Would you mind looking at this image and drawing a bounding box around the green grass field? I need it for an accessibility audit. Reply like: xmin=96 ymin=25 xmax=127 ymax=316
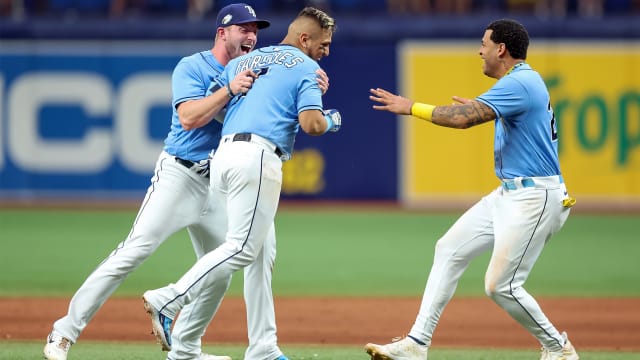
xmin=3 ymin=341 xmax=640 ymax=360
xmin=1 ymin=207 xmax=639 ymax=359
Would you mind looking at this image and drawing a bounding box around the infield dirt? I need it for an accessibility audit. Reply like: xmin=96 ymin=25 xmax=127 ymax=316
xmin=1 ymin=296 xmax=638 ymax=351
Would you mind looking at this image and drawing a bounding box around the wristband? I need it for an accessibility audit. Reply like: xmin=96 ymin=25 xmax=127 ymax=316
xmin=323 ymin=114 xmax=334 ymax=134
xmin=225 ymin=83 xmax=235 ymax=98
xmin=411 ymin=102 xmax=435 ymax=122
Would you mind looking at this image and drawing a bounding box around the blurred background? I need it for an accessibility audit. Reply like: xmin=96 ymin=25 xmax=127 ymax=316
xmin=1 ymin=0 xmax=639 ymax=211
xmin=2 ymin=0 xmax=640 ymax=20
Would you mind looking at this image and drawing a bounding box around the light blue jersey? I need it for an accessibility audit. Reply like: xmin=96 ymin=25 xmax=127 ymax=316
xmin=213 ymin=44 xmax=323 ymax=157
xmin=476 ymin=63 xmax=561 ymax=179
xmin=164 ymin=50 xmax=225 ymax=161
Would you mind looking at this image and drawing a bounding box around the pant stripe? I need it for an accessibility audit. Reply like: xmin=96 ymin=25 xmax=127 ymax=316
xmin=507 ymin=190 xmax=563 ymax=349
xmin=160 ymin=150 xmax=265 ymax=314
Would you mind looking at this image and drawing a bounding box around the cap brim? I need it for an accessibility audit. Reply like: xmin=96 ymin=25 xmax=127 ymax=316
xmin=220 ymin=19 xmax=271 ymax=30
xmin=255 ymin=19 xmax=270 ymax=29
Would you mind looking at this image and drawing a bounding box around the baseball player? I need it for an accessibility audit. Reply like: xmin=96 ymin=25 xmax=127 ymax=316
xmin=43 ymin=4 xmax=327 ymax=360
xmin=364 ymin=19 xmax=579 ymax=360
xmin=141 ymin=7 xmax=339 ymax=358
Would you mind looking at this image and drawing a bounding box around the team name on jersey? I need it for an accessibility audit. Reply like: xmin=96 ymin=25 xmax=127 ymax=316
xmin=234 ymin=50 xmax=304 ymax=74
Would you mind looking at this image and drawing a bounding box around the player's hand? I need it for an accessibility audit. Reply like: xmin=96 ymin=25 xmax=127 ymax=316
xmin=229 ymin=69 xmax=258 ymax=96
xmin=316 ymin=68 xmax=329 ymax=95
xmin=369 ymin=88 xmax=412 ymax=115
xmin=323 ymin=109 xmax=341 ymax=132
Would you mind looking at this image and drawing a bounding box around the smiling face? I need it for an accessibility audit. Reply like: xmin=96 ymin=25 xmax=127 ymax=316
xmin=223 ymin=22 xmax=259 ymax=58
xmin=479 ymin=29 xmax=503 ymax=79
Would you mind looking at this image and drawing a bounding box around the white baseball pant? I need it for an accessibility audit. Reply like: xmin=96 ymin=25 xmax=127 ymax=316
xmin=51 ymin=150 xmax=281 ymax=360
xmin=409 ymin=176 xmax=571 ymax=351
xmin=143 ymin=137 xmax=283 ymax=359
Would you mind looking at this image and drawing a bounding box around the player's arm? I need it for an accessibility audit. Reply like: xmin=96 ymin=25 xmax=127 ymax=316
xmin=369 ymin=87 xmax=496 ymax=129
xmin=177 ymin=87 xmax=232 ymax=130
xmin=299 ymin=109 xmax=341 ymax=136
xmin=178 ymin=69 xmax=258 ymax=130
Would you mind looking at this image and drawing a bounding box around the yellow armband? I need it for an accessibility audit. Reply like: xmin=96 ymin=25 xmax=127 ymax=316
xmin=411 ymin=102 xmax=435 ymax=122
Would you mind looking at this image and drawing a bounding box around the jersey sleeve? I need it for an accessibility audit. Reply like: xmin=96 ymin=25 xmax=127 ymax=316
xmin=476 ymin=76 xmax=528 ymax=121
xmin=172 ymin=58 xmax=206 ymax=109
xmin=212 ymin=66 xmax=231 ymax=91
xmin=296 ymin=64 xmax=323 ymax=113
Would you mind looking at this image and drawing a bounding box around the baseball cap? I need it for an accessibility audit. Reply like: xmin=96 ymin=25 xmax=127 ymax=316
xmin=216 ymin=3 xmax=270 ymax=29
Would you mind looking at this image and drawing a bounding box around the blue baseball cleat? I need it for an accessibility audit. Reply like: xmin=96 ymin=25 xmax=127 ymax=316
xmin=142 ymin=293 xmax=173 ymax=351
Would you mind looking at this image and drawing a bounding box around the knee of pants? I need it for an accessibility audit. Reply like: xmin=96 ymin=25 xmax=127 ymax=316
xmin=241 ymin=246 xmax=260 ymax=263
xmin=485 ymin=285 xmax=508 ymax=302
xmin=232 ymin=244 xmax=261 ymax=266
xmin=484 ymin=283 xmax=499 ymax=299
xmin=484 ymin=270 xmax=510 ymax=299
xmin=433 ymin=238 xmax=454 ymax=258
xmin=433 ymin=237 xmax=469 ymax=265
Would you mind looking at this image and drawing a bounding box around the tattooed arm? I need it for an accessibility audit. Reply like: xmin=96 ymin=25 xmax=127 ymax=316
xmin=432 ymin=100 xmax=495 ymax=129
xmin=369 ymin=87 xmax=496 ymax=129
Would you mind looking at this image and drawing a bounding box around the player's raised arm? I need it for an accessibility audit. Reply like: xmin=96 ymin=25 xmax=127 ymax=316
xmin=369 ymin=87 xmax=497 ymax=129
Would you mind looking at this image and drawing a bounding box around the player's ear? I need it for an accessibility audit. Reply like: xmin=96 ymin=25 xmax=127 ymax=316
xmin=300 ymin=32 xmax=310 ymax=49
xmin=498 ymin=43 xmax=508 ymax=56
xmin=216 ymin=27 xmax=226 ymax=41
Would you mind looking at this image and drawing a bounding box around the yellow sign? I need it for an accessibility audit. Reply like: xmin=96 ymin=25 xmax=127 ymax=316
xmin=282 ymin=148 xmax=325 ymax=194
xmin=399 ymin=41 xmax=640 ymax=207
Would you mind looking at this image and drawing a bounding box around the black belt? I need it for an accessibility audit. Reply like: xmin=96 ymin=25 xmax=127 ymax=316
xmin=175 ymin=157 xmax=209 ymax=178
xmin=175 ymin=157 xmax=195 ymax=168
xmin=232 ymin=133 xmax=283 ymax=158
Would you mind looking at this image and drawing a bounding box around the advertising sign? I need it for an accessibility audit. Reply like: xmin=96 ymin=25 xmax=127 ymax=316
xmin=400 ymin=41 xmax=640 ymax=207
xmin=0 ymin=41 xmax=398 ymax=201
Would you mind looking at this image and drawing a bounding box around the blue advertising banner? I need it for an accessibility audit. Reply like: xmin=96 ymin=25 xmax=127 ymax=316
xmin=0 ymin=41 xmax=398 ymax=201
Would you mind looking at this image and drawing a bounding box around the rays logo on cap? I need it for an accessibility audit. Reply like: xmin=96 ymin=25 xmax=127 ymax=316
xmin=244 ymin=5 xmax=256 ymax=17
xmin=216 ymin=3 xmax=270 ymax=29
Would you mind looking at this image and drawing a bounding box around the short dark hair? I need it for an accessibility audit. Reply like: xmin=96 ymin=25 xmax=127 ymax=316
xmin=486 ymin=19 xmax=529 ymax=60
xmin=297 ymin=6 xmax=337 ymax=34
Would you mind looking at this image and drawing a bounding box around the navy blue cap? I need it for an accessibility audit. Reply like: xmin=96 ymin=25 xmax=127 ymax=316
xmin=216 ymin=3 xmax=270 ymax=29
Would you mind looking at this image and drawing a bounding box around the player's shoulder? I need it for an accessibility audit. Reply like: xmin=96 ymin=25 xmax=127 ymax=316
xmin=174 ymin=52 xmax=200 ymax=71
xmin=181 ymin=51 xmax=221 ymax=69
xmin=179 ymin=51 xmax=203 ymax=63
xmin=506 ymin=67 xmax=545 ymax=90
xmin=498 ymin=71 xmax=529 ymax=90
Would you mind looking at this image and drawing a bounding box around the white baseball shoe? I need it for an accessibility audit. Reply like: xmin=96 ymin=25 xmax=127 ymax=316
xmin=143 ymin=292 xmax=173 ymax=351
xmin=198 ymin=353 xmax=232 ymax=360
xmin=365 ymin=336 xmax=428 ymax=360
xmin=540 ymin=332 xmax=580 ymax=360
xmin=43 ymin=332 xmax=72 ymax=360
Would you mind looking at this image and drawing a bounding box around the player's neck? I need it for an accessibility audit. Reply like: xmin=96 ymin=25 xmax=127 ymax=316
xmin=211 ymin=47 xmax=231 ymax=66
xmin=498 ymin=59 xmax=525 ymax=79
xmin=506 ymin=60 xmax=525 ymax=74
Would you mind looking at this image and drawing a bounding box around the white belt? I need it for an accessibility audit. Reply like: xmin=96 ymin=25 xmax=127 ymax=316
xmin=500 ymin=175 xmax=564 ymax=191
xmin=500 ymin=175 xmax=576 ymax=208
